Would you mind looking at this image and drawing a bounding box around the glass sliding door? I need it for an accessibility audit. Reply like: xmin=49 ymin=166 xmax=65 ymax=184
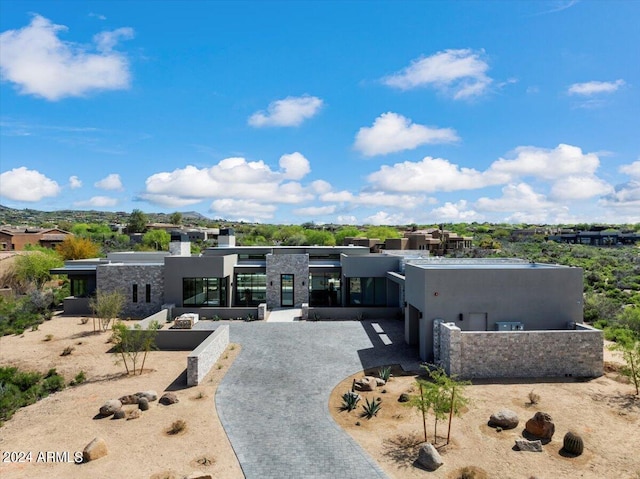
xmin=281 ymin=274 xmax=294 ymax=307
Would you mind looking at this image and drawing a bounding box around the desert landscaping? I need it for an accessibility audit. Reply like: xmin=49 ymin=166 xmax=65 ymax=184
xmin=0 ymin=314 xmax=639 ymax=479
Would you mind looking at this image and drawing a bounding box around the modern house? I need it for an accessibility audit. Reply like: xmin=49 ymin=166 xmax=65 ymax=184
xmin=51 ymin=229 xmax=602 ymax=377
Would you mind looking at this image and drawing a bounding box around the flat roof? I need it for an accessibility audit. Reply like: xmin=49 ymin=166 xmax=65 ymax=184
xmin=409 ymin=259 xmax=570 ymax=270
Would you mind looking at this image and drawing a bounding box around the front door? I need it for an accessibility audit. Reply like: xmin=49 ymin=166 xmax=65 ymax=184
xmin=281 ymin=274 xmax=294 ymax=307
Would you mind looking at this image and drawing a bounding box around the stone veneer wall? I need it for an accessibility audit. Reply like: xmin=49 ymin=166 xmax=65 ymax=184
xmin=265 ymin=253 xmax=309 ymax=308
xmin=97 ymin=264 xmax=164 ymax=318
xmin=187 ymin=325 xmax=229 ymax=386
xmin=439 ymin=322 xmax=602 ymax=379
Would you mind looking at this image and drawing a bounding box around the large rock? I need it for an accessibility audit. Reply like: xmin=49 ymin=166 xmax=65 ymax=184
xmin=159 ymin=392 xmax=179 ymax=405
xmin=416 ymin=443 xmax=443 ymax=471
xmin=353 ymin=376 xmax=377 ymax=392
xmin=138 ymin=397 xmax=149 ymax=411
xmin=127 ymin=409 xmax=141 ymax=420
xmin=525 ymin=412 xmax=555 ymax=440
xmin=82 ymin=437 xmax=108 ymax=462
xmin=119 ymin=394 xmax=139 ymax=405
xmin=136 ymin=390 xmax=158 ymax=402
xmin=99 ymin=399 xmax=122 ymax=416
xmin=516 ymin=438 xmax=543 ymax=452
xmin=489 ymin=409 xmax=519 ymax=429
xmin=112 ymin=409 xmax=126 ymax=420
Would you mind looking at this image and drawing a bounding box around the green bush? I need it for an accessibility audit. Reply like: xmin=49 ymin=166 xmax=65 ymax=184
xmin=604 ymin=327 xmax=637 ymax=345
xmin=0 ymin=367 xmax=66 ymax=423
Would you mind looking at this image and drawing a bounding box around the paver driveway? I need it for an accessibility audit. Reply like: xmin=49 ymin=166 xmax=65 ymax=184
xmin=215 ymin=319 xmax=421 ymax=479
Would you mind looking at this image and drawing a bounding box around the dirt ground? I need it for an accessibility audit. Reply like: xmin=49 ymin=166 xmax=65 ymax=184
xmin=0 ymin=314 xmax=244 ymax=479
xmin=329 ymin=359 xmax=640 ymax=479
xmin=1 ymin=314 xmax=639 ymax=479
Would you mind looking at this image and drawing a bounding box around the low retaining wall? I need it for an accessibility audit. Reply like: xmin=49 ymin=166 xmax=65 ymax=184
xmin=171 ymin=307 xmax=257 ymax=320
xmin=187 ymin=325 xmax=229 ymax=386
xmin=307 ymin=307 xmax=402 ymax=321
xmin=438 ymin=322 xmax=603 ymax=379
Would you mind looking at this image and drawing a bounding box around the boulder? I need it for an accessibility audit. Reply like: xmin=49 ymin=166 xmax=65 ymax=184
xmin=127 ymin=409 xmax=141 ymax=420
xmin=398 ymin=393 xmax=410 ymax=403
xmin=375 ymin=377 xmax=386 ymax=387
xmin=515 ymin=438 xmax=543 ymax=452
xmin=353 ymin=376 xmax=377 ymax=392
xmin=489 ymin=409 xmax=519 ymax=430
xmin=417 ymin=443 xmax=443 ymax=471
xmin=82 ymin=437 xmax=108 ymax=462
xmin=119 ymin=394 xmax=139 ymax=405
xmin=99 ymin=399 xmax=122 ymax=416
xmin=112 ymin=409 xmax=126 ymax=420
xmin=525 ymin=412 xmax=555 ymax=440
xmin=138 ymin=397 xmax=149 ymax=411
xmin=159 ymin=392 xmax=179 ymax=405
xmin=136 ymin=390 xmax=158 ymax=402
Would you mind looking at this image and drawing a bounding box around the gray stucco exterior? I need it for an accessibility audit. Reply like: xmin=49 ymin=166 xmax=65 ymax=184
xmin=404 ymin=262 xmax=584 ymax=361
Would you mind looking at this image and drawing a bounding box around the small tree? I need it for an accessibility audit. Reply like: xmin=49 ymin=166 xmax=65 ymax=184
xmin=56 ymin=236 xmax=100 ymax=260
xmin=13 ymin=249 xmax=63 ymax=291
xmin=142 ymin=229 xmax=170 ymax=251
xmin=609 ymin=338 xmax=640 ymax=395
xmin=169 ymin=212 xmax=182 ymax=225
xmin=89 ymin=290 xmax=125 ymax=332
xmin=111 ymin=320 xmax=160 ymax=375
xmin=127 ymin=209 xmax=148 ymax=234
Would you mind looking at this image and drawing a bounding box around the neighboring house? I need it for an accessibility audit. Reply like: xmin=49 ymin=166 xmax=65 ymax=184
xmin=343 ymin=228 xmax=472 ymax=255
xmin=548 ymin=228 xmax=640 ymax=246
xmin=0 ymin=227 xmax=72 ymax=251
xmin=51 ymin=230 xmax=600 ymax=377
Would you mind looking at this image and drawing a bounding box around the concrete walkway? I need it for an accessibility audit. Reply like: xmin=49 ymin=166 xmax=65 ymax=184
xmin=266 ymin=307 xmax=302 ymax=322
xmin=215 ymin=319 xmax=421 ymax=479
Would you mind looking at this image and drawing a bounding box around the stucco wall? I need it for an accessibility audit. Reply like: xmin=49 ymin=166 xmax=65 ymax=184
xmin=438 ymin=322 xmax=603 ymax=379
xmin=97 ymin=264 xmax=164 ymax=318
xmin=405 ymin=264 xmax=584 ymax=361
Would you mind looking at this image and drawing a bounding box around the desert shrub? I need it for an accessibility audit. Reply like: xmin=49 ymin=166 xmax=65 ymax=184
xmin=456 ymin=466 xmax=489 ymax=479
xmin=360 ymin=397 xmax=382 ymax=419
xmin=0 ymin=366 xmax=65 ymax=423
xmin=528 ymin=390 xmax=540 ymax=405
xmin=60 ymin=346 xmax=74 ymax=356
xmin=80 ymin=317 xmax=90 ymax=325
xmin=605 ymin=327 xmax=637 ymax=344
xmin=167 ymin=419 xmax=186 ymax=435
xmin=70 ymin=371 xmax=86 ymax=386
xmin=43 ymin=334 xmax=53 ymax=341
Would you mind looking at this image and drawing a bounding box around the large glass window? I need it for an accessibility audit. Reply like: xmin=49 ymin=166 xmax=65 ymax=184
xmin=183 ymin=277 xmax=228 ymax=306
xmin=234 ymin=273 xmax=266 ymax=306
xmin=347 ymin=277 xmax=387 ymax=306
xmin=71 ymin=278 xmax=88 ymax=298
xmin=309 ymin=272 xmax=341 ymax=306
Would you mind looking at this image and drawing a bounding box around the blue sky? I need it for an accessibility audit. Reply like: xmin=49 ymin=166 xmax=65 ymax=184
xmin=1 ymin=1 xmax=638 ymax=225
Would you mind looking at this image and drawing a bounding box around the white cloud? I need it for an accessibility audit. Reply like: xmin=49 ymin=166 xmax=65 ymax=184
xmin=475 ymin=183 xmax=553 ymax=213
xmin=310 ymin=180 xmax=332 ymax=194
xmin=354 ymin=112 xmax=459 ymax=156
xmin=248 ymin=95 xmax=323 ymax=127
xmin=0 ymin=167 xmax=60 ymax=201
xmin=620 ymin=160 xmax=640 ymax=178
xmin=568 ymin=79 xmax=625 ymax=96
xmin=489 ymin=144 xmax=600 ymax=180
xmin=363 ymin=211 xmax=415 ymax=226
xmin=382 ymin=49 xmax=492 ymax=99
xmin=549 ymin=175 xmax=613 ymax=200
xmin=429 ymin=200 xmax=480 ymax=221
xmin=73 ymin=196 xmax=118 ymax=208
xmin=0 ymin=15 xmax=133 ymax=101
xmin=367 ymin=156 xmax=507 ymax=193
xmin=279 ymin=152 xmax=311 ymax=180
xmin=68 ymin=175 xmax=82 ymax=189
xmin=336 ymin=215 xmax=358 ymax=225
xmin=95 ymin=173 xmax=123 ymax=190
xmin=136 ymin=194 xmax=203 ymax=208
xmin=320 ymin=190 xmax=354 ymax=202
xmin=143 ymin=155 xmax=314 ymax=207
xmin=209 ymin=199 xmax=277 ymax=221
xmin=352 ymin=192 xmax=426 ymax=210
xmin=293 ymin=205 xmax=337 ymax=216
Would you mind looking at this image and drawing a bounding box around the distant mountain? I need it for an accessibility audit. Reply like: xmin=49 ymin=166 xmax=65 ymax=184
xmin=0 ymin=205 xmax=214 ymax=227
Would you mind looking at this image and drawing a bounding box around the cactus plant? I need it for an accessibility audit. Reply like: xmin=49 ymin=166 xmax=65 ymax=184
xmin=360 ymin=397 xmax=382 ymax=419
xmin=563 ymin=431 xmax=584 ymax=456
xmin=340 ymin=391 xmax=361 ymax=412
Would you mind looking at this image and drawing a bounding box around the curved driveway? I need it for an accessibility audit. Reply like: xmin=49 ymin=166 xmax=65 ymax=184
xmin=216 ymin=319 xmax=420 ymax=479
